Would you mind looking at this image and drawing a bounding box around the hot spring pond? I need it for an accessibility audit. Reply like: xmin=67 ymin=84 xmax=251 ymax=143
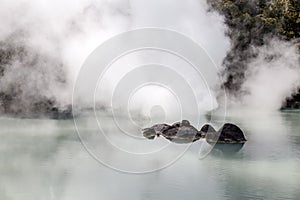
xmin=0 ymin=110 xmax=300 ymax=200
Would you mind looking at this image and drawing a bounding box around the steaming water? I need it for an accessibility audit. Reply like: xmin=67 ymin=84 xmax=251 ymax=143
xmin=1 ymin=110 xmax=300 ymax=200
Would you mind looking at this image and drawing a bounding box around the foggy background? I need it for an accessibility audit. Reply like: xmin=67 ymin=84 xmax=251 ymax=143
xmin=0 ymin=0 xmax=299 ymax=118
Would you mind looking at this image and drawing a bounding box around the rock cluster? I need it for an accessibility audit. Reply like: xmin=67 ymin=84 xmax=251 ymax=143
xmin=142 ymin=120 xmax=247 ymax=144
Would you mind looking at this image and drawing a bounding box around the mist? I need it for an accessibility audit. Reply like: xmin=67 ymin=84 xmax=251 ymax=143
xmin=208 ymin=0 xmax=300 ymax=112
xmin=2 ymin=0 xmax=299 ymax=118
xmin=240 ymin=39 xmax=300 ymax=110
xmin=0 ymin=0 xmax=229 ymax=118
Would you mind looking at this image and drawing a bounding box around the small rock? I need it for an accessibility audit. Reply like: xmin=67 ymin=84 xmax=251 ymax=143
xmin=200 ymin=124 xmax=216 ymax=138
xmin=205 ymin=123 xmax=247 ymax=144
xmin=142 ymin=120 xmax=201 ymax=143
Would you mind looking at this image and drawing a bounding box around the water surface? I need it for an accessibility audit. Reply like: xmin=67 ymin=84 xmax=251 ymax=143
xmin=1 ymin=110 xmax=300 ymax=200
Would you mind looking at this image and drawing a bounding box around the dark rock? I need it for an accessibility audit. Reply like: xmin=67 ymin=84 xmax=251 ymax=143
xmin=206 ymin=123 xmax=247 ymax=144
xmin=200 ymin=124 xmax=217 ymax=138
xmin=172 ymin=119 xmax=190 ymax=127
xmin=143 ymin=121 xmax=247 ymax=145
xmin=142 ymin=128 xmax=157 ymax=140
xmin=164 ymin=122 xmax=200 ymax=143
xmin=142 ymin=123 xmax=171 ymax=139
xmin=151 ymin=123 xmax=171 ymax=135
xmin=142 ymin=120 xmax=201 ymax=143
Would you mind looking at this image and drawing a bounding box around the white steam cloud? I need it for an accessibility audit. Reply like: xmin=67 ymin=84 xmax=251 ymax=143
xmin=0 ymin=0 xmax=229 ymax=116
xmin=4 ymin=0 xmax=298 ymax=116
xmin=234 ymin=39 xmax=300 ymax=111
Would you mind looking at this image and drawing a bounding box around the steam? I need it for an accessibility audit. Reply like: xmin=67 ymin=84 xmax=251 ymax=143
xmin=239 ymin=39 xmax=300 ymax=110
xmin=1 ymin=0 xmax=299 ymax=117
xmin=0 ymin=0 xmax=133 ymax=115
xmin=129 ymin=0 xmax=229 ymax=67
xmin=207 ymin=0 xmax=300 ymax=111
xmin=0 ymin=0 xmax=229 ymax=117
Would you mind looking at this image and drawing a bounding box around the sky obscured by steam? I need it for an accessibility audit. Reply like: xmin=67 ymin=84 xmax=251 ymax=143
xmin=0 ymin=0 xmax=299 ymax=116
xmin=0 ymin=0 xmax=229 ymax=116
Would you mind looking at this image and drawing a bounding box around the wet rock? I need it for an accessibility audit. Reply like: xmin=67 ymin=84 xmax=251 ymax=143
xmin=200 ymin=124 xmax=217 ymax=138
xmin=142 ymin=120 xmax=201 ymax=143
xmin=143 ymin=121 xmax=247 ymax=145
xmin=142 ymin=128 xmax=157 ymax=140
xmin=164 ymin=120 xmax=200 ymax=143
xmin=151 ymin=123 xmax=171 ymax=135
xmin=206 ymin=123 xmax=247 ymax=144
xmin=142 ymin=123 xmax=171 ymax=140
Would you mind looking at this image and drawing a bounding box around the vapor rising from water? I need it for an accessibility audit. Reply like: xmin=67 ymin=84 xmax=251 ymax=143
xmin=0 ymin=0 xmax=131 ymax=115
xmin=1 ymin=0 xmax=298 ymax=118
xmin=240 ymin=39 xmax=300 ymax=110
xmin=208 ymin=0 xmax=300 ymax=111
xmin=0 ymin=0 xmax=229 ymax=117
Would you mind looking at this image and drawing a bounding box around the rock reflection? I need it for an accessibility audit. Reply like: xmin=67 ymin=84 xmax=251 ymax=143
xmin=209 ymin=143 xmax=245 ymax=156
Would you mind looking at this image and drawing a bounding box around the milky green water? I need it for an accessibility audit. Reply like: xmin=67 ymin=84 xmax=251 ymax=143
xmin=0 ymin=110 xmax=300 ymax=200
